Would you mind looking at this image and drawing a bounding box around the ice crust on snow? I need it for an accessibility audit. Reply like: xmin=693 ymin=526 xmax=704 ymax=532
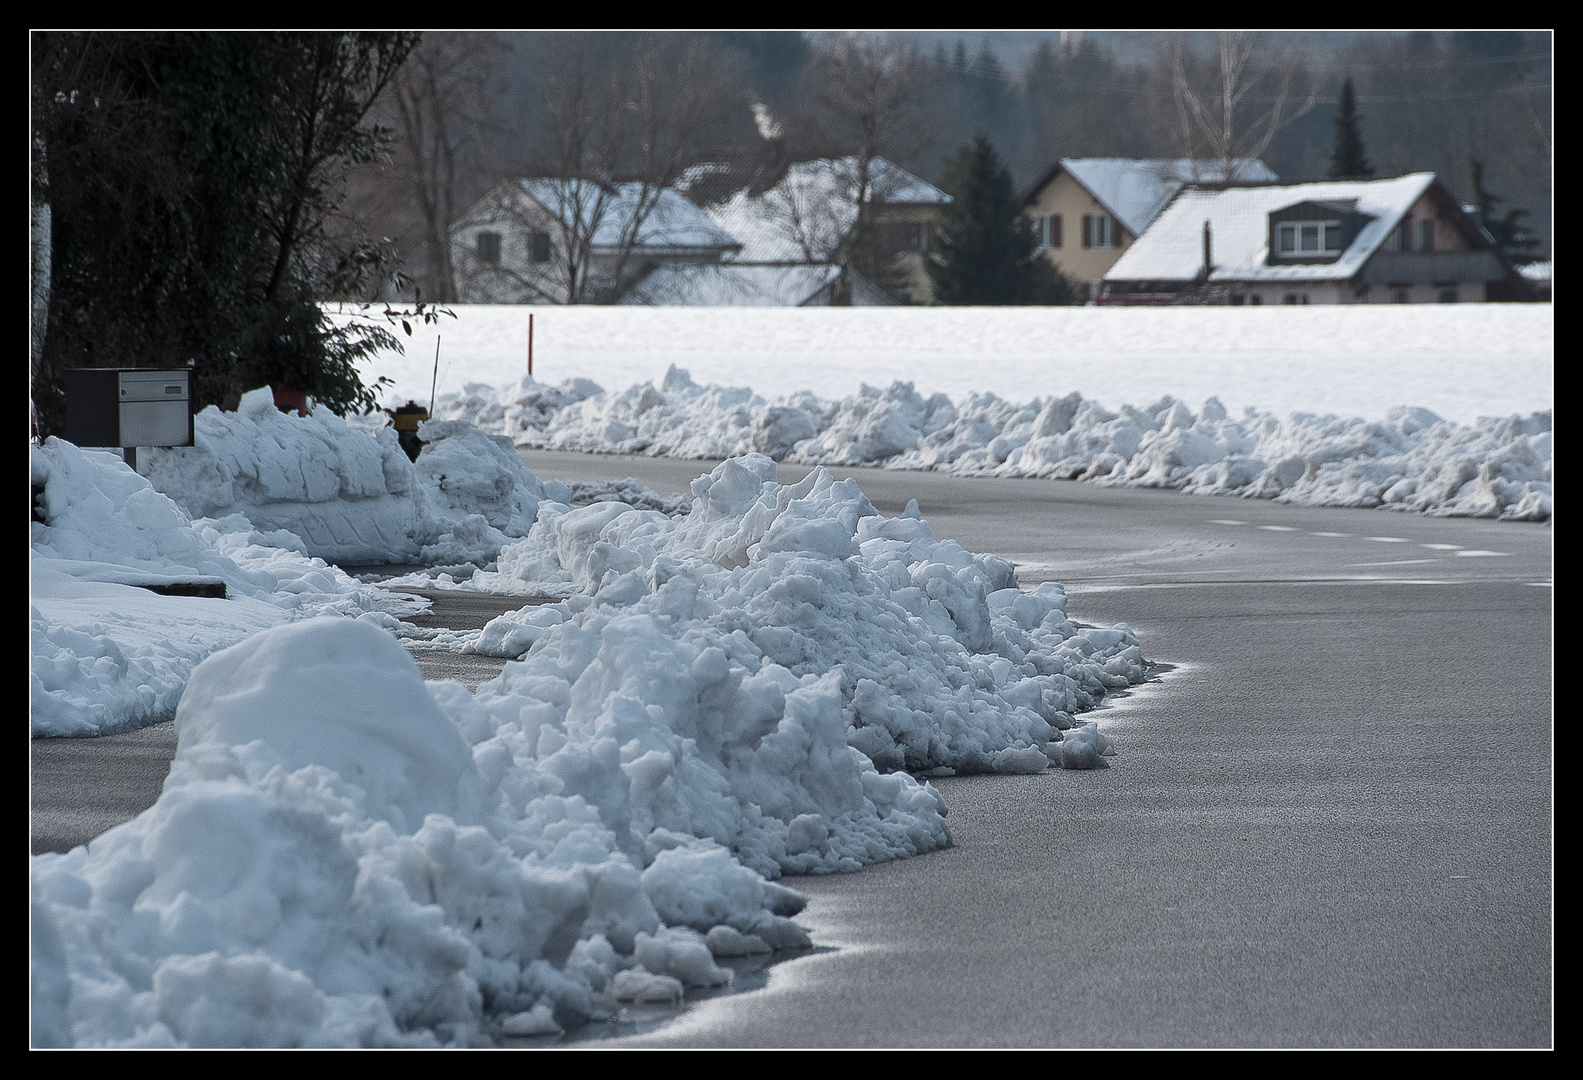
xmin=31 ymin=451 xmax=1141 ymax=1046
xmin=437 ymin=367 xmax=1552 ymax=522
xmin=30 ymin=438 xmax=416 ymax=736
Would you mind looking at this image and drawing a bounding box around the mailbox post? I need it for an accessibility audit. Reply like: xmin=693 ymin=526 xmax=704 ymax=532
xmin=64 ymin=369 xmax=193 ymax=470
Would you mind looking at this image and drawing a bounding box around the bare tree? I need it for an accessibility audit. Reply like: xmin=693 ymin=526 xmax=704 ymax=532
xmin=803 ymin=34 xmax=936 ymax=291
xmin=384 ymin=33 xmax=504 ymax=303
xmin=486 ymin=33 xmax=731 ymax=304
xmin=1167 ymin=32 xmax=1317 ymax=180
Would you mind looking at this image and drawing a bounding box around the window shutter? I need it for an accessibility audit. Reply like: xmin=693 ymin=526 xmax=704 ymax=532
xmin=1082 ymin=214 xmax=1092 ymax=249
xmin=1052 ymin=215 xmax=1063 ymax=249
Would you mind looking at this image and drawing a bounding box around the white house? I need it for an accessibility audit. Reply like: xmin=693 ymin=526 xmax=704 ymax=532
xmin=687 ymin=156 xmax=951 ymax=305
xmin=1100 ymin=173 xmax=1533 ymax=305
xmin=451 ymin=178 xmax=741 ymax=304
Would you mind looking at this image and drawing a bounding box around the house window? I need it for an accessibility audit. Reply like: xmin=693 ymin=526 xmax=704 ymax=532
xmin=1249 ymin=294 xmax=1263 ymax=306
xmin=1082 ymin=213 xmax=1113 ymax=249
xmin=530 ymin=231 xmax=552 ymax=264
xmin=1283 ymin=292 xmax=1310 ymax=305
xmin=1030 ymin=213 xmax=1064 ymax=250
xmin=1230 ymin=294 xmax=1245 ymax=306
xmin=1391 ymin=285 xmax=1410 ymax=303
xmin=1418 ymin=219 xmax=1435 ymax=253
xmin=1385 ymin=215 xmax=1410 ymax=254
xmin=907 ymin=222 xmax=928 ymax=253
xmin=1277 ymin=221 xmax=1343 ymax=256
xmin=1438 ymin=288 xmax=1458 ymax=303
xmin=476 ymin=231 xmax=502 ymax=265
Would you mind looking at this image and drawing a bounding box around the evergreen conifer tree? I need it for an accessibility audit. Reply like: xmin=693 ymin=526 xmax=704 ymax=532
xmin=1328 ymin=78 xmax=1375 ymax=180
xmin=928 ymin=136 xmax=1075 ymax=305
xmin=1469 ymin=158 xmax=1540 ymax=263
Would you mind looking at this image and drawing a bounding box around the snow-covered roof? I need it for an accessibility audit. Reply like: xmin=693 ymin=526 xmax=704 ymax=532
xmin=1105 ymin=173 xmax=1438 ymax=284
xmin=517 ymin=179 xmax=740 ymax=253
xmin=703 ymin=157 xmax=949 ymax=263
xmin=1053 ymin=158 xmax=1279 ymax=237
xmin=1519 ymin=261 xmax=1551 ymax=283
xmin=617 ymin=263 xmax=844 ymax=306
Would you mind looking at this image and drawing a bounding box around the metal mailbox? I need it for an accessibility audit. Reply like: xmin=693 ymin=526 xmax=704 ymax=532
xmin=65 ymin=369 xmax=193 ymax=455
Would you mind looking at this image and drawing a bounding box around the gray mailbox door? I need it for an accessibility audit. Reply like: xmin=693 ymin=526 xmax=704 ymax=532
xmin=117 ymin=370 xmax=190 ymax=447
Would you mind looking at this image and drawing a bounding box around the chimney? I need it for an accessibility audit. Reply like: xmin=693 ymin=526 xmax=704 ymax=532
xmin=1201 ymin=220 xmax=1213 ymax=281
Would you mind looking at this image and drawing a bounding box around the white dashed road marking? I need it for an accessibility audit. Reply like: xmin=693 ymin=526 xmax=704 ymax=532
xmin=1202 ymin=520 xmax=1526 ymax=570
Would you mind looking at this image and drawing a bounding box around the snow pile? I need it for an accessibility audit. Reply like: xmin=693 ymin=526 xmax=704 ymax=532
xmin=31 ymin=618 xmax=813 ymax=1047
xmin=472 ymin=453 xmax=1141 ymax=785
xmin=33 ymin=454 xmax=1142 ymax=1045
xmin=30 ymin=438 xmax=414 ymax=737
xmin=437 ymin=368 xmax=1553 ymax=521
xmin=405 ymin=419 xmax=544 ymax=570
xmin=142 ymin=388 xmax=549 ymax=567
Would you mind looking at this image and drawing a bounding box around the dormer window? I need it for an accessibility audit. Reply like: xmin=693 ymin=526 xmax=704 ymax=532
xmin=1267 ymin=200 xmax=1370 ymax=266
xmin=1277 ymin=221 xmax=1343 ymax=255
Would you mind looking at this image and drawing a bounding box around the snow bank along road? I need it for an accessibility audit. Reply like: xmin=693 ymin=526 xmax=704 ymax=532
xmin=37 ymin=450 xmax=1552 ymax=1046
xmin=529 ymin=452 xmax=1552 ymax=1048
xmin=34 ymin=427 xmax=1150 ymax=1047
xmin=437 ymin=368 xmax=1552 ymax=523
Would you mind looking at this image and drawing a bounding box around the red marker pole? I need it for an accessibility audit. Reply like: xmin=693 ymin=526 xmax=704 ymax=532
xmin=528 ymin=313 xmax=534 ymax=378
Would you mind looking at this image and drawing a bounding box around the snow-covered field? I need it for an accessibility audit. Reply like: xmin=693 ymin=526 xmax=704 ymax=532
xmin=350 ymin=304 xmax=1552 ymax=426
xmin=34 ymin=396 xmax=1141 ymax=1046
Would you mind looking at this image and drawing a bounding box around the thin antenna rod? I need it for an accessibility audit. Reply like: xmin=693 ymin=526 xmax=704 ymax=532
xmin=430 ymin=335 xmax=441 ymax=416
xmin=528 ymin=313 xmax=534 ymax=377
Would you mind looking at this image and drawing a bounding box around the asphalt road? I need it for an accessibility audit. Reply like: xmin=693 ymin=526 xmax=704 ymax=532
xmin=30 ymin=452 xmax=1552 ymax=1046
xmin=523 ymin=452 xmax=1553 ymax=1049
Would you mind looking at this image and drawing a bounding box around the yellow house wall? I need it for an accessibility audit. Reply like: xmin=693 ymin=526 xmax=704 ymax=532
xmin=1024 ymin=171 xmax=1136 ymax=292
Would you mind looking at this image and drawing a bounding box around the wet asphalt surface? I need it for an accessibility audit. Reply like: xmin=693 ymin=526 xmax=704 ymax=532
xmin=30 ymin=451 xmax=1552 ymax=1046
